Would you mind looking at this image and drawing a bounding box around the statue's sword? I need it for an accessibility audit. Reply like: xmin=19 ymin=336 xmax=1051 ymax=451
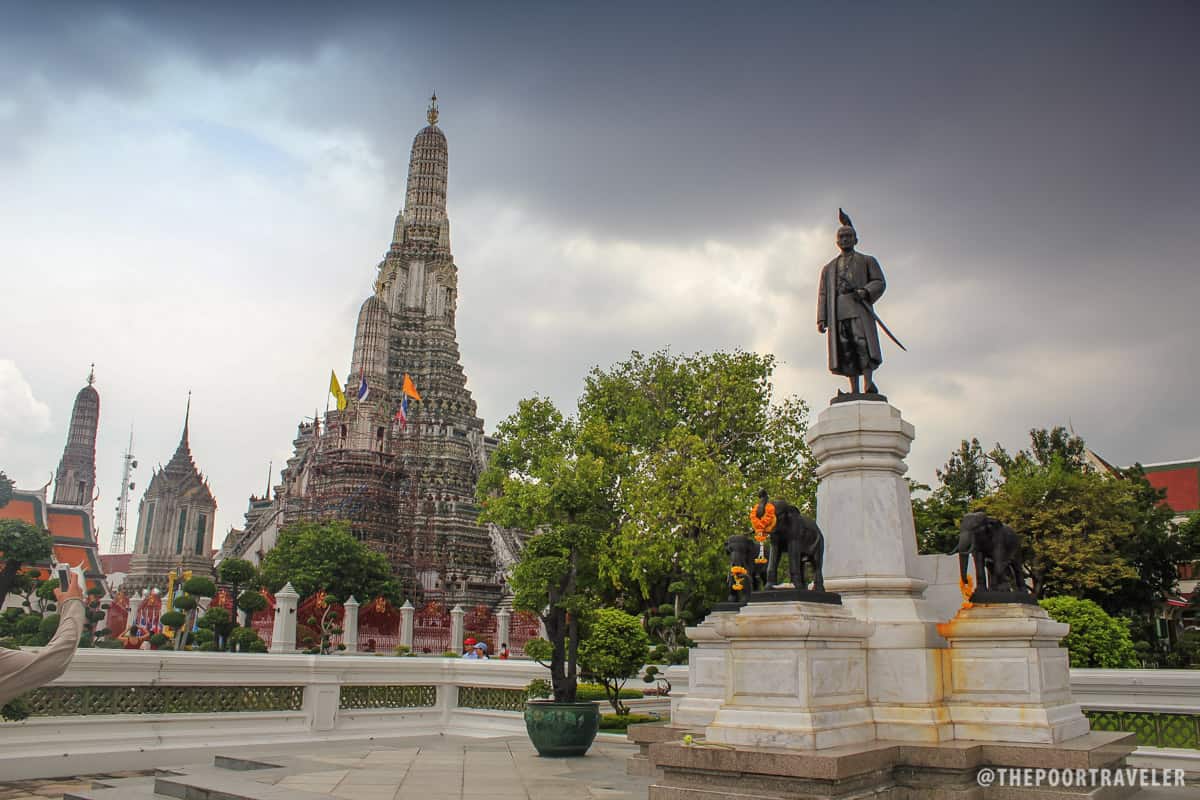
xmin=860 ymin=299 xmax=908 ymax=352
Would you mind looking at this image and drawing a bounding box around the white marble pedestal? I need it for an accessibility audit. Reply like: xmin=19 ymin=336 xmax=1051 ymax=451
xmin=938 ymin=602 xmax=1091 ymax=744
xmin=807 ymin=399 xmax=954 ymax=742
xmin=704 ymin=601 xmax=875 ymax=750
xmin=670 ymin=610 xmax=735 ymax=729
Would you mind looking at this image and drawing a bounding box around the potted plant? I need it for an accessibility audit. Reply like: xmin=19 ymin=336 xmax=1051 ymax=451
xmin=511 ymin=524 xmax=605 ymax=757
xmin=478 ymin=398 xmax=615 ymax=756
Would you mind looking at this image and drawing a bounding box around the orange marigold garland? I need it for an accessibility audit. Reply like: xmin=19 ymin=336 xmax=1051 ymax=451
xmin=750 ymin=501 xmax=777 ymax=565
xmin=750 ymin=502 xmax=777 ymax=538
xmin=730 ymin=565 xmax=748 ymax=592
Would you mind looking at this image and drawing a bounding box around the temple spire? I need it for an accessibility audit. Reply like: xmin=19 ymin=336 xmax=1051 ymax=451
xmin=182 ymin=391 xmax=191 ymax=445
xmin=427 ymin=93 xmax=439 ymax=126
xmin=53 ymin=368 xmax=101 ymax=509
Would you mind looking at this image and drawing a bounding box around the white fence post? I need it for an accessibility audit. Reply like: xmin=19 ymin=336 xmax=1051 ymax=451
xmin=342 ymin=596 xmax=359 ymax=653
xmin=400 ymin=600 xmax=414 ymax=649
xmin=450 ymin=605 xmax=465 ymax=654
xmin=270 ymin=582 xmax=299 ymax=653
xmin=497 ymin=608 xmax=511 ymax=652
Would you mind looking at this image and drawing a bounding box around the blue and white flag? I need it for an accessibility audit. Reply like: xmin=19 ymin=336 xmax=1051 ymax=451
xmin=357 ymin=369 xmax=369 ymax=402
xmin=394 ymin=395 xmax=409 ymax=429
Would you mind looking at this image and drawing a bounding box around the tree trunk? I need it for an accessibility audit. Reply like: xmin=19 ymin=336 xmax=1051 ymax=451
xmin=0 ymin=559 xmax=20 ymax=602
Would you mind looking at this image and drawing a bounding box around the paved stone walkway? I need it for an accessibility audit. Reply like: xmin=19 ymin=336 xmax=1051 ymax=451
xmin=0 ymin=772 xmax=154 ymax=800
xmin=0 ymin=735 xmax=649 ymax=800
xmin=0 ymin=736 xmax=1193 ymax=799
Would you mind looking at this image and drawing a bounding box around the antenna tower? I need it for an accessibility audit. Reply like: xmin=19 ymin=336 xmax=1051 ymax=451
xmin=109 ymin=428 xmax=138 ymax=553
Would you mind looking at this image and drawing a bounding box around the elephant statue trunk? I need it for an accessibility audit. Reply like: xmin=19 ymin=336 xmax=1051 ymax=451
xmin=952 ymin=525 xmax=973 ymax=584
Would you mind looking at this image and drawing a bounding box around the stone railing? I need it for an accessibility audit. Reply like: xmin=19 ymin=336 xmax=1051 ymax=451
xmin=0 ymin=649 xmax=547 ymax=781
xmin=1071 ymin=668 xmax=1200 ymax=771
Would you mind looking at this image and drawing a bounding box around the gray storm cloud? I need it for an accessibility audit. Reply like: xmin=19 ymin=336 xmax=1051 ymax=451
xmin=2 ymin=1 xmax=1198 ymax=544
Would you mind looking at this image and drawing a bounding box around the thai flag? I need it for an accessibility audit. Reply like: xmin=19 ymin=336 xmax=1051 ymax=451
xmin=357 ymin=369 xmax=369 ymax=402
xmin=394 ymin=395 xmax=409 ymax=430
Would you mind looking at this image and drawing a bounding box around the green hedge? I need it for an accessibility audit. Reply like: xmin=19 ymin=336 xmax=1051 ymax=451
xmin=575 ymin=683 xmax=642 ymax=702
xmin=599 ymin=713 xmax=658 ymax=732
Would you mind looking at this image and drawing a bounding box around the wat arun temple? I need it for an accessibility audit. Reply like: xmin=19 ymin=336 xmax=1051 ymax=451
xmin=220 ymin=98 xmax=521 ymax=606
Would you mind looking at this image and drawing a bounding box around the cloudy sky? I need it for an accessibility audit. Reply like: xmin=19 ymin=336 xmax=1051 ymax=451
xmin=3 ymin=1 xmax=1198 ymax=549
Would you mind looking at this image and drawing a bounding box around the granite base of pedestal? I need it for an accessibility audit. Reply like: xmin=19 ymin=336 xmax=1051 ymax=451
xmin=627 ymin=722 xmax=701 ymax=777
xmin=648 ymin=731 xmax=1141 ymax=800
xmin=705 ymin=601 xmax=874 ymax=751
xmin=938 ymin=603 xmax=1091 ymax=745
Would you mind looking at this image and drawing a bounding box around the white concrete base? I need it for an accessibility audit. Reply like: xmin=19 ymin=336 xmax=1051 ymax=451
xmin=808 ymin=401 xmax=956 ymax=744
xmin=705 ymin=601 xmax=875 ymax=750
xmin=670 ymin=610 xmax=735 ymax=729
xmin=939 ymin=602 xmax=1091 ymax=744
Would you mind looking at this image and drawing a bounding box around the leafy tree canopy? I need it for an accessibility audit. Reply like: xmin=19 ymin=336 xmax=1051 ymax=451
xmin=482 ymin=350 xmax=815 ymax=698
xmin=913 ymin=438 xmax=994 ymax=555
xmin=0 ymin=520 xmax=54 ymax=600
xmin=259 ymin=520 xmax=398 ymax=603
xmin=0 ymin=471 xmax=13 ymax=509
xmin=586 ymin=349 xmax=814 ymax=611
xmin=1040 ymin=596 xmax=1138 ymax=668
xmin=579 ymin=608 xmax=650 ymax=715
xmin=915 ymin=426 xmax=1186 ymax=617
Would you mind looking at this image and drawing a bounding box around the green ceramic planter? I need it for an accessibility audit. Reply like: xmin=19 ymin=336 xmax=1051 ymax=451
xmin=523 ymin=700 xmax=601 ymax=757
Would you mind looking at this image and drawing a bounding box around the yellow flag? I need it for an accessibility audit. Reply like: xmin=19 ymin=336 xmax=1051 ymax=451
xmin=329 ymin=370 xmax=347 ymax=411
xmin=402 ymin=373 xmax=422 ymax=401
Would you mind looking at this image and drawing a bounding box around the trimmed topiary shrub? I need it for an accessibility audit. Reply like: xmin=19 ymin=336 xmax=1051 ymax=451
xmin=1039 ymin=596 xmax=1138 ymax=668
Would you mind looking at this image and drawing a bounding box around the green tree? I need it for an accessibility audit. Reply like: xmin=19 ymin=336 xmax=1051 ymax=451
xmin=198 ymin=606 xmax=234 ymax=650
xmin=171 ymin=576 xmax=216 ymax=650
xmin=78 ymin=585 xmax=108 ymax=647
xmin=1105 ymin=466 xmax=1192 ymax=618
xmin=0 ymin=471 xmax=13 ymax=509
xmin=480 ymin=397 xmax=614 ymax=702
xmin=978 ymin=459 xmax=1138 ymax=603
xmin=580 ymin=349 xmax=814 ymax=613
xmin=484 ymin=351 xmax=816 ymax=695
xmin=237 ymin=589 xmax=269 ymax=626
xmin=258 ymin=521 xmax=398 ymax=603
xmin=218 ymin=558 xmax=258 ymax=627
xmin=0 ymin=520 xmax=54 ymax=600
xmin=1039 ymin=596 xmax=1138 ymax=668
xmin=913 ymin=438 xmax=995 ymax=555
xmin=579 ymin=608 xmax=650 ymax=715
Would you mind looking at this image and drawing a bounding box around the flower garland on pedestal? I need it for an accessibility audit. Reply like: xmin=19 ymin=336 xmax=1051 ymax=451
xmin=749 ymin=502 xmax=776 ymax=565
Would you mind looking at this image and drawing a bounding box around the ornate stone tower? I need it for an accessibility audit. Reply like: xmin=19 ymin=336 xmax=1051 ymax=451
xmin=52 ymin=366 xmax=100 ymax=513
xmin=124 ymin=399 xmax=217 ymax=593
xmin=373 ymin=96 xmax=497 ymax=603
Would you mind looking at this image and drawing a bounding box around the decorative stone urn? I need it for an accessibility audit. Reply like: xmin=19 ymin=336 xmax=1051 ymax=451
xmin=523 ymin=700 xmax=601 ymax=757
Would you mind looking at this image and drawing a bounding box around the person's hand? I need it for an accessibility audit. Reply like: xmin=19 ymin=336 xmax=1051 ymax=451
xmin=54 ymin=569 xmax=85 ymax=604
xmin=855 ymin=288 xmax=869 ymax=301
xmin=817 ymin=322 xmax=827 ymax=333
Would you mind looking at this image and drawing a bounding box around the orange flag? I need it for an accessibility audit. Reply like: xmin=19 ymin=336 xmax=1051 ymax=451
xmin=402 ymin=373 xmax=422 ymax=401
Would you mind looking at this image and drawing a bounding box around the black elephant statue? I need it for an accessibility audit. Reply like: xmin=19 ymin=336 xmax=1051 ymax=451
xmin=753 ymin=490 xmax=825 ymax=592
xmin=952 ymin=512 xmax=1027 ymax=593
xmin=724 ymin=534 xmax=767 ymax=602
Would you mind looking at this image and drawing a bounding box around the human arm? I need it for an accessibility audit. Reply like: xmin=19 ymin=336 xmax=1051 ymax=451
xmin=860 ymin=256 xmax=886 ymax=303
xmin=0 ymin=572 xmax=86 ymax=705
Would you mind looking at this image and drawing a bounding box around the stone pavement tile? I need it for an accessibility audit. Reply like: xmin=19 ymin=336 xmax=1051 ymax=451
xmin=519 ymin=781 xmax=592 ymax=800
xmin=337 ymin=769 xmax=406 ymax=786
xmin=332 ymin=787 xmax=397 ymax=800
xmin=360 ymin=749 xmax=420 ymax=766
xmin=309 ymin=756 xmax=368 ymax=767
xmin=0 ymin=791 xmax=37 ymax=800
xmin=278 ymin=770 xmax=349 ymax=793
